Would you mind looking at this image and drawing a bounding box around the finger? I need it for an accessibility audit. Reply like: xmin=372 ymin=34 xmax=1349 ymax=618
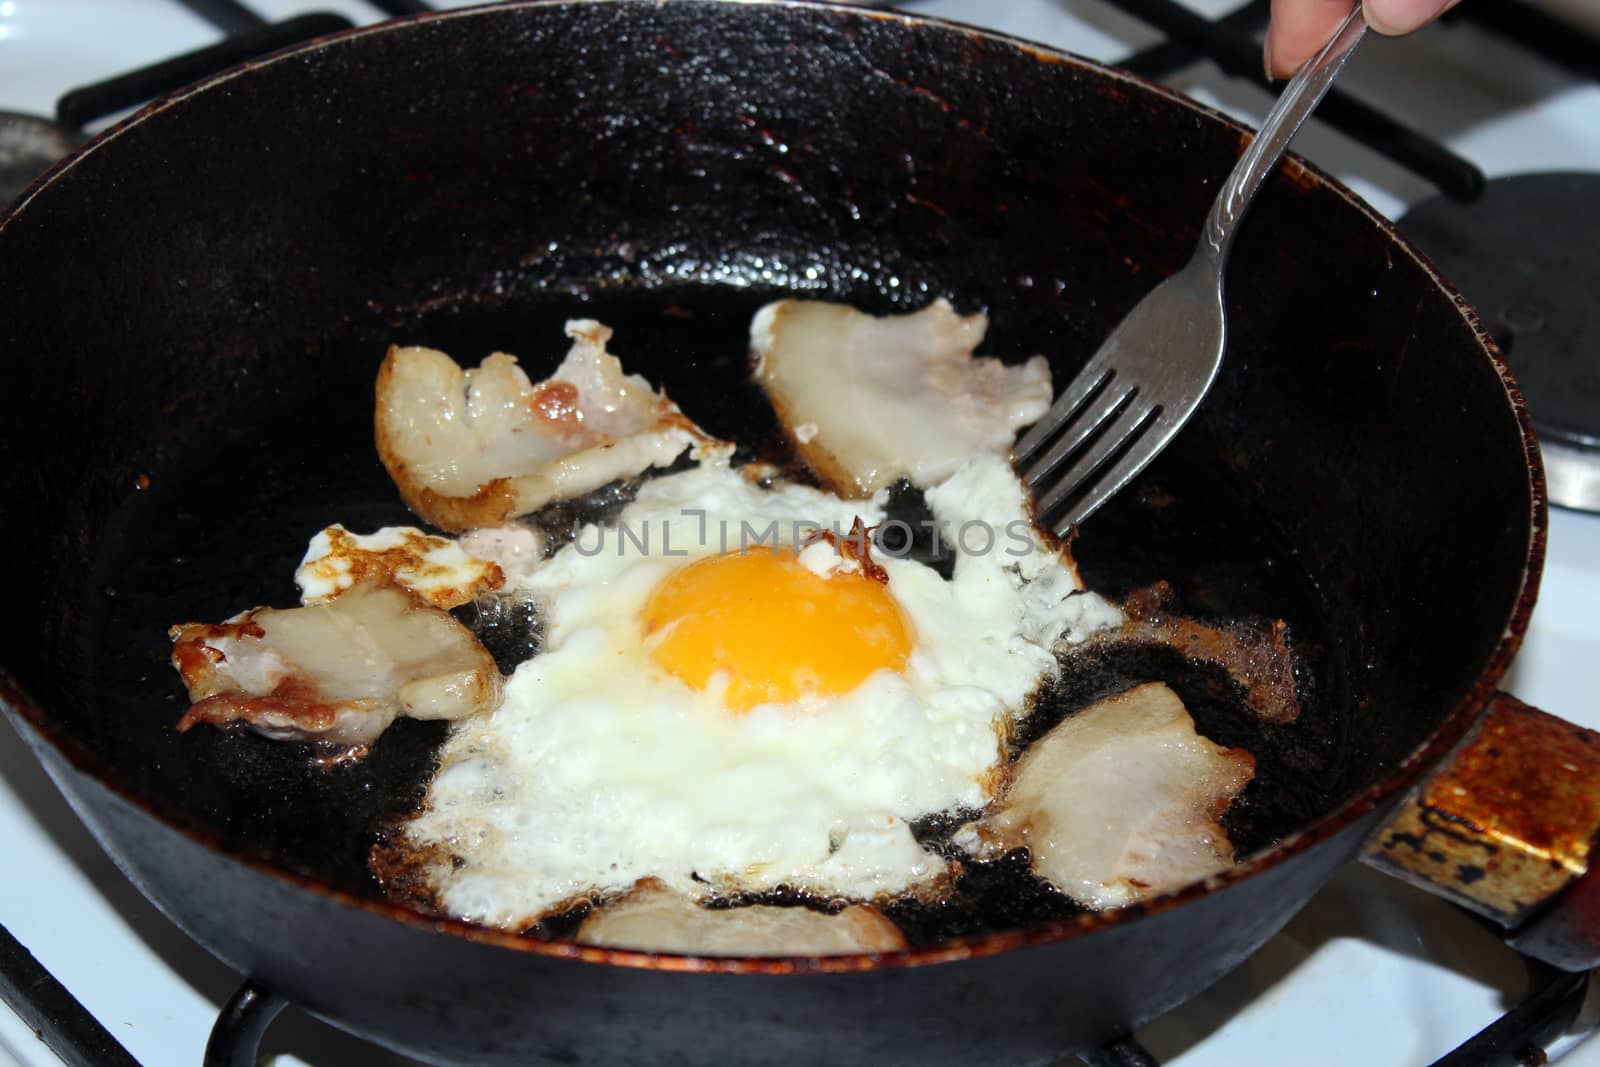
xmin=1363 ymin=0 xmax=1462 ymax=35
xmin=1265 ymin=0 xmax=1356 ymax=79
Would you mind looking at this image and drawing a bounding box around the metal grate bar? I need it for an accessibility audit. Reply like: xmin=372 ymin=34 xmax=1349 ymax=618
xmin=366 ymin=0 xmax=435 ymax=16
xmin=1079 ymin=1035 xmax=1162 ymax=1066
xmin=0 ymin=924 xmax=142 ymax=1067
xmin=203 ymin=982 xmax=288 ymax=1067
xmin=1455 ymin=0 xmax=1600 ymax=82
xmin=1118 ymin=0 xmax=1270 ymax=79
xmin=1105 ymin=0 xmax=1485 ymax=201
xmin=173 ymin=0 xmax=267 ymax=35
xmin=56 ymin=12 xmax=355 ymax=130
xmin=1430 ymin=962 xmax=1591 ymax=1067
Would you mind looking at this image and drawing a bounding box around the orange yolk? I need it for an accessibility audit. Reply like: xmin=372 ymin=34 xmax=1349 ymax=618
xmin=642 ymin=547 xmax=913 ymax=712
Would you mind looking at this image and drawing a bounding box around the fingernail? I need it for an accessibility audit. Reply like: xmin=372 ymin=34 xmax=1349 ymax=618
xmin=1361 ymin=0 xmax=1402 ymax=35
xmin=1363 ymin=0 xmax=1452 ymax=35
xmin=1262 ymin=35 xmax=1278 ymax=81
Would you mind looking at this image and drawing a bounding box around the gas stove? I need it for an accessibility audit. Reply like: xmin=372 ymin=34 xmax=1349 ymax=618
xmin=2 ymin=1 xmax=1598 ymax=1065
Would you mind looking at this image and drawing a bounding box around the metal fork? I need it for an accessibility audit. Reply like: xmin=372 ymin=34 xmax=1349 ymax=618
xmin=1014 ymin=5 xmax=1368 ymax=535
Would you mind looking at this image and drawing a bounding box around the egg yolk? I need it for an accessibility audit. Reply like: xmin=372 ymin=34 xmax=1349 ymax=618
xmin=642 ymin=547 xmax=913 ymax=712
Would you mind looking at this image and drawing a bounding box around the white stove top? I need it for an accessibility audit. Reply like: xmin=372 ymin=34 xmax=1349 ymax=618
xmin=2 ymin=2 xmax=1598 ymax=1065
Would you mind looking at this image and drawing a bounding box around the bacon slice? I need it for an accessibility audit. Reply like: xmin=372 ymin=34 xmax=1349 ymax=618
xmin=170 ymin=581 xmax=502 ymax=748
xmin=751 ymin=299 xmax=1053 ymax=497
xmin=965 ymin=682 xmax=1254 ymax=909
xmin=375 ymin=320 xmax=723 ymax=532
xmin=576 ymin=880 xmax=907 ymax=956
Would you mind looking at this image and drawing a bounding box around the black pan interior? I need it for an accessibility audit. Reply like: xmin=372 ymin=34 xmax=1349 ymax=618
xmin=0 ymin=1 xmax=1533 ymax=942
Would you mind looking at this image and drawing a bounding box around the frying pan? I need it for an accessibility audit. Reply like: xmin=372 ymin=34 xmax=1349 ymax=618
xmin=0 ymin=2 xmax=1590 ymax=1063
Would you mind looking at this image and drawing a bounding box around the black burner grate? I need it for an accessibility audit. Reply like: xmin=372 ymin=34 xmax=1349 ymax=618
xmin=1398 ymin=173 xmax=1600 ymax=512
xmin=1 ymin=941 xmax=1587 ymax=1067
xmin=0 ymin=925 xmax=139 ymax=1067
xmin=1099 ymin=0 xmax=1600 ymax=203
xmin=1105 ymin=0 xmax=1486 ymax=201
xmin=1085 ymin=0 xmax=1600 ymax=513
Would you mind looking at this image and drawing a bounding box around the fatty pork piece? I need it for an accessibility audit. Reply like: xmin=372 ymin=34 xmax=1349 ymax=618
xmin=750 ymin=298 xmax=1053 ymax=497
xmin=968 ymin=682 xmax=1254 ymax=909
xmin=169 ymin=581 xmax=502 ymax=748
xmin=577 ymin=881 xmax=908 ymax=957
xmin=376 ymin=319 xmax=720 ymax=532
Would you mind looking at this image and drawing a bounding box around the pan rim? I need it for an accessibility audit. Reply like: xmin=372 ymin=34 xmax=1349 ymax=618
xmin=0 ymin=0 xmax=1549 ymax=976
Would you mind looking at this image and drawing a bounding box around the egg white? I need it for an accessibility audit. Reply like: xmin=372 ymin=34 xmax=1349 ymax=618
xmin=401 ymin=454 xmax=1121 ymax=929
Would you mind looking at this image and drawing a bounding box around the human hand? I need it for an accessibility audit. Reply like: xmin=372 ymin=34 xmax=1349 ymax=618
xmin=1265 ymin=0 xmax=1462 ymax=79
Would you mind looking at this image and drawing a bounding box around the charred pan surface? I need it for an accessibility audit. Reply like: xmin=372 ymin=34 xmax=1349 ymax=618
xmin=1111 ymin=581 xmax=1301 ymax=724
xmin=369 ymin=833 xmax=452 ymax=918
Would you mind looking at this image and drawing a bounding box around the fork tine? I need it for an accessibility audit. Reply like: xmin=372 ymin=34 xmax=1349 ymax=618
xmin=1012 ymin=360 xmax=1115 ymax=465
xmin=1020 ymin=377 xmax=1135 ymax=488
xmin=1032 ymin=399 xmax=1159 ymax=519
xmin=1047 ymin=453 xmax=1143 ymax=536
xmin=1052 ymin=405 xmax=1196 ymax=533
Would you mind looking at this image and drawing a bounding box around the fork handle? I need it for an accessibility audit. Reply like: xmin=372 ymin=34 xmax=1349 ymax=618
xmin=1202 ymin=5 xmax=1367 ymax=261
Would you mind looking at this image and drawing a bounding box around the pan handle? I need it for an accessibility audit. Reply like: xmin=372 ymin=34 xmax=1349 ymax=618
xmin=1361 ymin=691 xmax=1600 ymax=971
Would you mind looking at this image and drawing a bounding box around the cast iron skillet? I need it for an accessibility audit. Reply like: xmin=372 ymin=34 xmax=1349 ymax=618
xmin=0 ymin=2 xmax=1545 ymax=1063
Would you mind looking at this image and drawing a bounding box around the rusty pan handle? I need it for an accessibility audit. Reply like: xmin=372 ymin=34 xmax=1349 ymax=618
xmin=1362 ymin=691 xmax=1600 ymax=971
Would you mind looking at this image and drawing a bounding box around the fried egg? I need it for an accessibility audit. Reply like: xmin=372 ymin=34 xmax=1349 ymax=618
xmin=397 ymin=453 xmax=1122 ymax=929
xmin=295 ymin=524 xmax=505 ymax=609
